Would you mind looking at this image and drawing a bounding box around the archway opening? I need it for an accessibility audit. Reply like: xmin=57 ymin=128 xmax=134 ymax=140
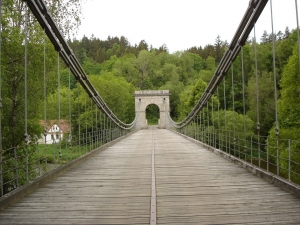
xmin=146 ymin=104 xmax=160 ymax=126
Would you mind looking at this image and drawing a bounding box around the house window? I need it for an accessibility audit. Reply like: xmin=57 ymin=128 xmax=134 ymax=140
xmin=56 ymin=134 xmax=59 ymax=139
xmin=51 ymin=134 xmax=54 ymax=140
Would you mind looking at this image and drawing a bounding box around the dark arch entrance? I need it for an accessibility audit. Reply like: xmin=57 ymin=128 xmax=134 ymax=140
xmin=146 ymin=104 xmax=160 ymax=126
xmin=134 ymin=90 xmax=170 ymax=129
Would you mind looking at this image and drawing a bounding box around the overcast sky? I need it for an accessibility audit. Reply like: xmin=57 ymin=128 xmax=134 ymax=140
xmin=76 ymin=0 xmax=299 ymax=53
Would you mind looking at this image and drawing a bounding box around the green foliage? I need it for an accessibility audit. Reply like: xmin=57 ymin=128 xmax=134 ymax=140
xmin=213 ymin=110 xmax=254 ymax=134
xmin=160 ymin=73 xmax=184 ymax=119
xmin=267 ymin=43 xmax=300 ymax=184
xmin=247 ymin=71 xmax=276 ymax=136
xmin=71 ymin=72 xmax=135 ymax=135
xmin=1 ymin=0 xmax=85 ymax=194
xmin=43 ymin=87 xmax=73 ymax=120
xmin=82 ymin=57 xmax=102 ymax=75
xmin=112 ymin=53 xmax=139 ymax=85
xmin=178 ymin=79 xmax=209 ymax=120
xmin=146 ymin=104 xmax=159 ymax=125
xmin=278 ymin=46 xmax=300 ymax=128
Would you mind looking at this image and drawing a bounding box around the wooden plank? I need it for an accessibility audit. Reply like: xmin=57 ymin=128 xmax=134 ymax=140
xmin=0 ymin=130 xmax=153 ymax=224
xmin=0 ymin=129 xmax=300 ymax=224
xmin=153 ymin=129 xmax=300 ymax=224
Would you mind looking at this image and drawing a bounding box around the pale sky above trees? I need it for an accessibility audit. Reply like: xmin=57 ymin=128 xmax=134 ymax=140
xmin=76 ymin=0 xmax=298 ymax=53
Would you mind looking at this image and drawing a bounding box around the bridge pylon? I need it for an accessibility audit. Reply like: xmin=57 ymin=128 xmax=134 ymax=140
xmin=134 ymin=90 xmax=171 ymax=129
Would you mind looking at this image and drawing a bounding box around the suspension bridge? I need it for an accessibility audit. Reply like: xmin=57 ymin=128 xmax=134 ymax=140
xmin=0 ymin=0 xmax=300 ymax=224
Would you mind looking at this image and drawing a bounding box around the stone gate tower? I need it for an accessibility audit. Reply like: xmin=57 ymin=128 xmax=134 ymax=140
xmin=134 ymin=90 xmax=170 ymax=129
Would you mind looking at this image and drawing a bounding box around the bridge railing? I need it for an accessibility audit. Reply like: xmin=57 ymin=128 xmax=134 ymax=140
xmin=175 ymin=122 xmax=300 ymax=186
xmin=168 ymin=0 xmax=300 ymax=186
xmin=1 ymin=123 xmax=133 ymax=197
xmin=0 ymin=0 xmax=139 ymax=197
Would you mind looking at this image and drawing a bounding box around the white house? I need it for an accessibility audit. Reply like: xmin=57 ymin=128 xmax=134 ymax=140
xmin=38 ymin=120 xmax=71 ymax=144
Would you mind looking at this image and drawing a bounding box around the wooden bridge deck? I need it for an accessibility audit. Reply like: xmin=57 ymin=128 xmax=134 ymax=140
xmin=0 ymin=129 xmax=300 ymax=224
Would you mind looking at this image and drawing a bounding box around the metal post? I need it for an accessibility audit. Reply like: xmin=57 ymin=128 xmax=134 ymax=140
xmin=0 ymin=0 xmax=3 ymax=196
xmin=109 ymin=118 xmax=112 ymax=142
xmin=267 ymin=138 xmax=269 ymax=171
xmin=24 ymin=5 xmax=29 ymax=182
xmin=104 ymin=114 xmax=106 ymax=144
xmin=251 ymin=135 xmax=253 ymax=164
xmin=238 ymin=133 xmax=240 ymax=159
xmin=288 ymin=139 xmax=291 ymax=181
xmin=270 ymin=0 xmax=280 ymax=176
xmin=78 ymin=89 xmax=81 ymax=156
xmin=295 ymin=0 xmax=300 ymax=77
xmin=68 ymin=68 xmax=72 ymax=161
xmin=197 ymin=115 xmax=200 ymax=141
xmin=95 ymin=106 xmax=98 ymax=148
xmin=91 ymin=99 xmax=93 ymax=151
xmin=13 ymin=147 xmax=19 ymax=188
xmin=231 ymin=65 xmax=236 ymax=157
xmin=207 ymin=102 xmax=210 ymax=145
xmin=228 ymin=131 xmax=231 ymax=154
xmin=101 ymin=112 xmax=103 ymax=145
xmin=195 ymin=117 xmax=197 ymax=140
xmin=37 ymin=143 xmax=41 ymax=176
xmin=254 ymin=24 xmax=261 ymax=168
xmin=57 ymin=52 xmax=62 ymax=163
xmin=217 ymin=88 xmax=221 ymax=149
xmin=203 ymin=109 xmax=206 ymax=143
xmin=84 ymin=94 xmax=87 ymax=153
xmin=211 ymin=98 xmax=215 ymax=148
xmin=241 ymin=47 xmax=247 ymax=161
xmin=223 ymin=79 xmax=227 ymax=153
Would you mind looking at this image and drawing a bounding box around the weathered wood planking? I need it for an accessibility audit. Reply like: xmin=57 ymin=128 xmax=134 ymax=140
xmin=154 ymin=129 xmax=300 ymax=225
xmin=0 ymin=130 xmax=153 ymax=224
xmin=0 ymin=128 xmax=300 ymax=225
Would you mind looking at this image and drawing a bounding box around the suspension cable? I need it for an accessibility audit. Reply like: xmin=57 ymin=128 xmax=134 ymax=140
xmin=223 ymin=78 xmax=227 ymax=152
xmin=0 ymin=0 xmax=3 ymax=196
xmin=84 ymin=93 xmax=87 ymax=153
xmin=68 ymin=67 xmax=72 ymax=160
xmin=270 ymin=0 xmax=279 ymax=175
xmin=57 ymin=51 xmax=62 ymax=161
xmin=253 ymin=23 xmax=261 ymax=167
xmin=211 ymin=97 xmax=215 ymax=147
xmin=217 ymin=87 xmax=220 ymax=149
xmin=77 ymin=87 xmax=81 ymax=153
xmin=296 ymin=0 xmax=300 ymax=77
xmin=24 ymin=4 xmax=29 ymax=142
xmin=43 ymin=27 xmax=47 ymax=143
xmin=231 ymin=64 xmax=236 ymax=155
xmin=241 ymin=47 xmax=247 ymax=154
xmin=95 ymin=103 xmax=97 ymax=146
xmin=207 ymin=102 xmax=210 ymax=145
xmin=253 ymin=24 xmax=260 ymax=132
xmin=91 ymin=98 xmax=93 ymax=149
xmin=25 ymin=0 xmax=268 ymax=130
xmin=24 ymin=3 xmax=29 ymax=182
xmin=270 ymin=0 xmax=279 ymax=133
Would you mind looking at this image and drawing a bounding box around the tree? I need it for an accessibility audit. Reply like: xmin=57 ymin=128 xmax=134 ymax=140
xmin=178 ymin=79 xmax=210 ymax=120
xmin=247 ymin=72 xmax=276 ymax=137
xmin=112 ymin=54 xmax=139 ymax=85
xmin=160 ymin=73 xmax=184 ymax=119
xmin=268 ymin=45 xmax=300 ymax=184
xmin=261 ymin=30 xmax=270 ymax=43
xmin=176 ymin=52 xmax=198 ymax=85
xmin=82 ymin=57 xmax=102 ymax=75
xmin=135 ymin=50 xmax=158 ymax=89
xmin=214 ymin=35 xmax=225 ymax=63
xmin=1 ymin=0 xmax=85 ymax=194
